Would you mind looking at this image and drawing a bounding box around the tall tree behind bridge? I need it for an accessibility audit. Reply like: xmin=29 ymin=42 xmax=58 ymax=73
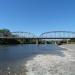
xmin=0 ymin=29 xmax=11 ymax=37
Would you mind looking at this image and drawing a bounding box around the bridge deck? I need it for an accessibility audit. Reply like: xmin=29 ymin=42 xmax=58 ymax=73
xmin=0 ymin=37 xmax=75 ymax=39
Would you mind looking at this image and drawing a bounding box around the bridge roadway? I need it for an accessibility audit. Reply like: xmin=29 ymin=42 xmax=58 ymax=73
xmin=0 ymin=37 xmax=75 ymax=39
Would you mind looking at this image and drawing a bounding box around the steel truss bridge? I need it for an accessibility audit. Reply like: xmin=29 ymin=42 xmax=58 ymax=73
xmin=0 ymin=31 xmax=75 ymax=44
xmin=0 ymin=31 xmax=75 ymax=39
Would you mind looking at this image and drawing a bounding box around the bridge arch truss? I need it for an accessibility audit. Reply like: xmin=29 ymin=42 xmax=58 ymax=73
xmin=11 ymin=32 xmax=37 ymax=38
xmin=40 ymin=31 xmax=75 ymax=39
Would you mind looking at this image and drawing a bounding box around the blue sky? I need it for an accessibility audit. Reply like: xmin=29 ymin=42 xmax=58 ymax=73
xmin=0 ymin=0 xmax=75 ymax=35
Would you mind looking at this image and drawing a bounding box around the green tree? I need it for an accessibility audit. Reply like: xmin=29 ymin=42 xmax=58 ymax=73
xmin=0 ymin=29 xmax=11 ymax=37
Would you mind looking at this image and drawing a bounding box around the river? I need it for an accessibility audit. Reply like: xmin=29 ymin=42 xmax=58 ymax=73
xmin=0 ymin=44 xmax=75 ymax=75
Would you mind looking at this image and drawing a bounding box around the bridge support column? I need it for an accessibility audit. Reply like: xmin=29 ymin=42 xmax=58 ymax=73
xmin=45 ymin=40 xmax=47 ymax=44
xmin=36 ymin=39 xmax=39 ymax=45
xmin=66 ymin=39 xmax=69 ymax=44
xmin=54 ymin=41 xmax=57 ymax=45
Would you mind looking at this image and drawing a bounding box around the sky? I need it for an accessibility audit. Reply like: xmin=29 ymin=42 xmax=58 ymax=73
xmin=0 ymin=0 xmax=75 ymax=35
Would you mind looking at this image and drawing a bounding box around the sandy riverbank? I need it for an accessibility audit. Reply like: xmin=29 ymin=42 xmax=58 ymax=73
xmin=25 ymin=44 xmax=75 ymax=75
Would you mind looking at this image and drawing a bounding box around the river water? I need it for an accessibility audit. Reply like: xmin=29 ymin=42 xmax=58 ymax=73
xmin=0 ymin=44 xmax=75 ymax=75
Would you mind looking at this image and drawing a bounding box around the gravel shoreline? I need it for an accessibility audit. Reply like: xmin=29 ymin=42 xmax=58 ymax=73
xmin=25 ymin=44 xmax=75 ymax=75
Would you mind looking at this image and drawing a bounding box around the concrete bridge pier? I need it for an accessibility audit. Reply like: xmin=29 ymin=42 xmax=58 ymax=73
xmin=36 ymin=39 xmax=39 ymax=45
xmin=66 ymin=39 xmax=69 ymax=44
xmin=54 ymin=41 xmax=57 ymax=45
xmin=45 ymin=40 xmax=47 ymax=44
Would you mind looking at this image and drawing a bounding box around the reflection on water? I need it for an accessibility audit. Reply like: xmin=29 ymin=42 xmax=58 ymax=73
xmin=0 ymin=44 xmax=74 ymax=75
xmin=0 ymin=44 xmax=65 ymax=62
